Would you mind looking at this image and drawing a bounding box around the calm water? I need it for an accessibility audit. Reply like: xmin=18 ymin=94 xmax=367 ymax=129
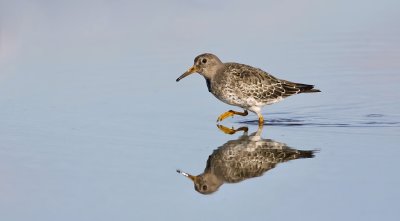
xmin=1 ymin=1 xmax=399 ymax=220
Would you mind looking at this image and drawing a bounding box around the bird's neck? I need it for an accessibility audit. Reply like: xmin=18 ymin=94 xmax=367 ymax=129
xmin=201 ymin=63 xmax=223 ymax=80
xmin=201 ymin=172 xmax=224 ymax=186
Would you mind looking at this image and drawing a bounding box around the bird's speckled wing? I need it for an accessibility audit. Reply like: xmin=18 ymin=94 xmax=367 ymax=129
xmin=213 ymin=63 xmax=304 ymax=106
xmin=206 ymin=138 xmax=314 ymax=183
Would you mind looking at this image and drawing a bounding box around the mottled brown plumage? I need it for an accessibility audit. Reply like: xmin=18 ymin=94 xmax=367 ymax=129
xmin=177 ymin=127 xmax=316 ymax=194
xmin=176 ymin=53 xmax=320 ymax=125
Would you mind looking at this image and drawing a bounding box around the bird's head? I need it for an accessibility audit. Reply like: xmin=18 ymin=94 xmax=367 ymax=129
xmin=176 ymin=53 xmax=223 ymax=82
xmin=176 ymin=169 xmax=222 ymax=195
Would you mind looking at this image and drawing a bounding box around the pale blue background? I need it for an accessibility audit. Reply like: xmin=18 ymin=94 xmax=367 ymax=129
xmin=0 ymin=0 xmax=399 ymax=220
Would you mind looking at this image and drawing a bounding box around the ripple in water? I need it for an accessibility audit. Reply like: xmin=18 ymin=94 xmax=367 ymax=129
xmin=240 ymin=113 xmax=400 ymax=128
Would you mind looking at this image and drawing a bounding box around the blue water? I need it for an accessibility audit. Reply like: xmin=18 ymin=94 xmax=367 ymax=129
xmin=0 ymin=1 xmax=399 ymax=220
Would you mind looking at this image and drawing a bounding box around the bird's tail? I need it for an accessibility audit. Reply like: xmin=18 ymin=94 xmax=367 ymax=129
xmin=281 ymin=81 xmax=321 ymax=96
xmin=281 ymin=80 xmax=321 ymax=97
xmin=297 ymin=150 xmax=317 ymax=159
xmin=294 ymin=83 xmax=321 ymax=93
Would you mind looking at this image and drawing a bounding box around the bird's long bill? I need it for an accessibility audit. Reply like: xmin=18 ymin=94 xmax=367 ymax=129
xmin=176 ymin=169 xmax=196 ymax=182
xmin=176 ymin=65 xmax=198 ymax=82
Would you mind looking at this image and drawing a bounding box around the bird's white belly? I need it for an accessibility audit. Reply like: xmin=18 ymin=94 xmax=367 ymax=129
xmin=213 ymin=90 xmax=265 ymax=108
xmin=264 ymin=97 xmax=284 ymax=105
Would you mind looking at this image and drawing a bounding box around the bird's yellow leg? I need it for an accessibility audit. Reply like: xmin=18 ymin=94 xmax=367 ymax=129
xmin=216 ymin=110 xmax=248 ymax=122
xmin=217 ymin=124 xmax=248 ymax=135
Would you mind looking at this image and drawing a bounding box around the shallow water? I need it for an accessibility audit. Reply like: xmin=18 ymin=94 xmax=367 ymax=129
xmin=1 ymin=1 xmax=400 ymax=220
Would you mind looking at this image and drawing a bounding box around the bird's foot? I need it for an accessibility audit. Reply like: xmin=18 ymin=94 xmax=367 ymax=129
xmin=217 ymin=124 xmax=248 ymax=135
xmin=216 ymin=111 xmax=235 ymax=122
xmin=216 ymin=110 xmax=248 ymax=122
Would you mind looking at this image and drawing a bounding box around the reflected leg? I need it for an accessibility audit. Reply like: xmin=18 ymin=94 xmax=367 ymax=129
xmin=217 ymin=124 xmax=248 ymax=135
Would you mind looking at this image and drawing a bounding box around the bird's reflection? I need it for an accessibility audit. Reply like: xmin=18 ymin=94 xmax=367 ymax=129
xmin=177 ymin=125 xmax=317 ymax=194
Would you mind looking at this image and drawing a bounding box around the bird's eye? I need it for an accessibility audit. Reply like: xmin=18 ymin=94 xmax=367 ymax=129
xmin=202 ymin=58 xmax=207 ymax=64
xmin=202 ymin=185 xmax=207 ymax=191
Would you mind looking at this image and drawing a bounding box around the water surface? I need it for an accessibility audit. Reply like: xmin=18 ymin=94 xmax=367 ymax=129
xmin=0 ymin=1 xmax=399 ymax=220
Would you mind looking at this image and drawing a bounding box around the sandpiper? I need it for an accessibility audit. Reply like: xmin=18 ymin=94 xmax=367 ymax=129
xmin=177 ymin=126 xmax=316 ymax=194
xmin=176 ymin=53 xmax=320 ymax=126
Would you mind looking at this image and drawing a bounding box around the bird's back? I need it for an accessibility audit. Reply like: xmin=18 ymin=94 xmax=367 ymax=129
xmin=211 ymin=63 xmax=320 ymax=107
